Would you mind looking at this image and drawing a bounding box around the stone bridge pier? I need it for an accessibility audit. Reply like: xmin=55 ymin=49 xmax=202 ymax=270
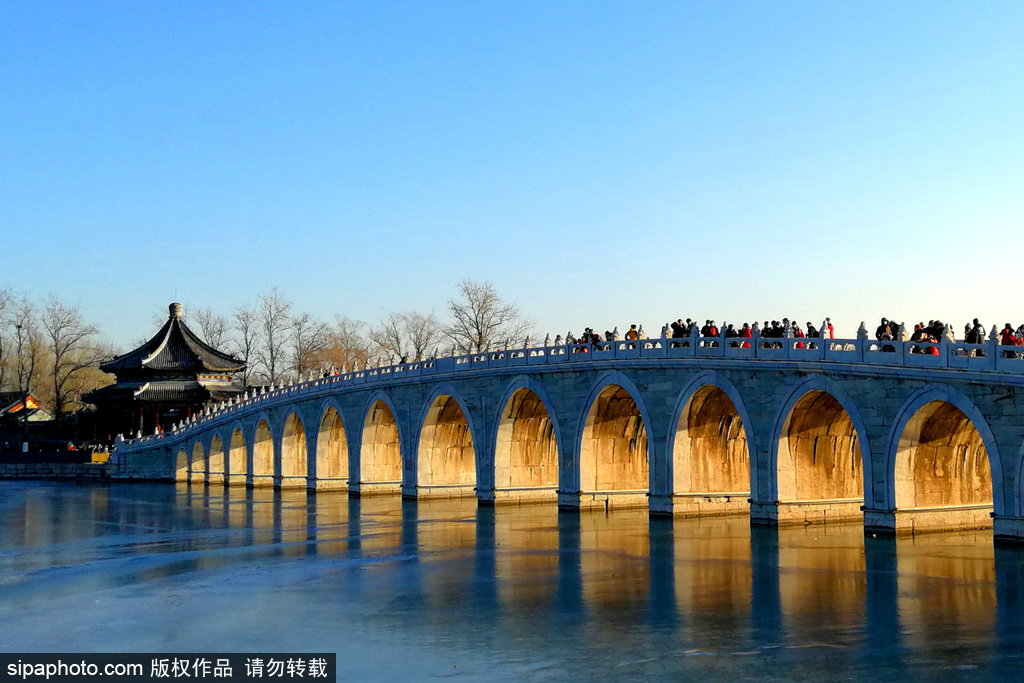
xmin=114 ymin=337 xmax=1024 ymax=542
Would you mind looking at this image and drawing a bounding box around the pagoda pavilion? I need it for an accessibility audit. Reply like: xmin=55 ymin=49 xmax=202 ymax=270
xmin=86 ymin=303 xmax=245 ymax=438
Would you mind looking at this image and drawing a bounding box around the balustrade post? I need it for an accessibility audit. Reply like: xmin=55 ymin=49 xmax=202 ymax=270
xmin=856 ymin=322 xmax=868 ymax=363
xmin=895 ymin=324 xmax=907 ymax=365
xmin=988 ymin=326 xmax=1000 ymax=371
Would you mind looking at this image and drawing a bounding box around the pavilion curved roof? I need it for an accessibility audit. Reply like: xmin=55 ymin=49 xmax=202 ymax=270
xmin=101 ymin=303 xmax=245 ymax=374
xmin=85 ymin=380 xmax=242 ymax=404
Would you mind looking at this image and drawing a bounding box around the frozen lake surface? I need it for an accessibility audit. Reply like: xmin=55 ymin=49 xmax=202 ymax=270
xmin=2 ymin=481 xmax=1024 ymax=680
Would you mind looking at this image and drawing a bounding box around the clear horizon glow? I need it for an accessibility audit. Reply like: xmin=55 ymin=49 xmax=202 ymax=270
xmin=2 ymin=2 xmax=1023 ymax=348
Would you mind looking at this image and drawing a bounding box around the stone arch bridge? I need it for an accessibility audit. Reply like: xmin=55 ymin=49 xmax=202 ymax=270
xmin=112 ymin=335 xmax=1024 ymax=541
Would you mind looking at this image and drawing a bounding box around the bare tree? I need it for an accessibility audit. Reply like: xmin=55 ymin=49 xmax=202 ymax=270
xmin=231 ymin=304 xmax=259 ymax=386
xmin=370 ymin=311 xmax=443 ymax=362
xmin=191 ymin=307 xmax=230 ymax=350
xmin=314 ymin=315 xmax=372 ymax=371
xmin=256 ymin=289 xmax=292 ymax=384
xmin=0 ymin=288 xmax=12 ymax=389
xmin=40 ymin=297 xmax=105 ymax=424
xmin=290 ymin=312 xmax=330 ymax=378
xmin=443 ymin=280 xmax=532 ymax=354
xmin=147 ymin=307 xmax=167 ymax=331
xmin=57 ymin=341 xmax=117 ymax=416
xmin=405 ymin=312 xmax=443 ymax=360
xmin=368 ymin=313 xmax=407 ymax=363
xmin=10 ymin=298 xmax=45 ymax=430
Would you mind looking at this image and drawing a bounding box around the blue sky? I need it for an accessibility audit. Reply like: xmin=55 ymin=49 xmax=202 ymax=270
xmin=2 ymin=2 xmax=1022 ymax=347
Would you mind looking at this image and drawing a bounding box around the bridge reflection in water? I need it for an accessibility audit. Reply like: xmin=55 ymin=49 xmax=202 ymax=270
xmin=2 ymin=482 xmax=1023 ymax=677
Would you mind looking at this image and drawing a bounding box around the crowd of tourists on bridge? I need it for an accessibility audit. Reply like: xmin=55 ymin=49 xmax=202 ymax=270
xmin=549 ymin=315 xmax=1024 ymax=359
xmin=556 ymin=317 xmax=838 ymax=353
xmin=871 ymin=317 xmax=1024 ymax=358
xmin=561 ymin=325 xmax=647 ymax=353
xmin=658 ymin=318 xmax=835 ymax=350
xmin=965 ymin=319 xmax=1024 ymax=358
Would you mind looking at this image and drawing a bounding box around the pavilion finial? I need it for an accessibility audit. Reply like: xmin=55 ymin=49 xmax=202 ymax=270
xmin=169 ymin=302 xmax=183 ymax=319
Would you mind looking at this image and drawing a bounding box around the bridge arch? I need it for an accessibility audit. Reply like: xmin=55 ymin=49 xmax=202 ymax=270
xmin=208 ymin=434 xmax=225 ymax=485
xmin=175 ymin=448 xmax=189 ymax=482
xmin=886 ymin=385 xmax=1001 ymax=524
xmin=416 ymin=384 xmax=479 ymax=494
xmin=314 ymin=399 xmax=349 ymax=489
xmin=359 ymin=391 xmax=404 ymax=493
xmin=280 ymin=412 xmax=308 ymax=488
xmin=227 ymin=423 xmax=247 ymax=482
xmin=250 ymin=413 xmax=275 ymax=487
xmin=190 ymin=441 xmax=206 ymax=484
xmin=492 ymin=376 xmax=562 ymax=503
xmin=769 ymin=377 xmax=871 ymax=522
xmin=668 ymin=372 xmax=753 ymax=511
xmin=576 ymin=371 xmax=653 ymax=509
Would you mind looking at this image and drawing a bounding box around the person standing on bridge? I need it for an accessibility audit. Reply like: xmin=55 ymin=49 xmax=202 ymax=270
xmin=624 ymin=324 xmax=639 ymax=349
xmin=1001 ymin=324 xmax=1018 ymax=358
xmin=805 ymin=321 xmax=819 ymax=349
xmin=910 ymin=324 xmax=927 ymax=354
xmin=966 ymin=319 xmax=986 ymax=357
xmin=669 ymin=319 xmax=687 ymax=348
xmin=725 ymin=323 xmax=738 ymax=347
xmin=876 ymin=318 xmax=897 ymax=353
xmin=972 ymin=319 xmax=986 ymax=343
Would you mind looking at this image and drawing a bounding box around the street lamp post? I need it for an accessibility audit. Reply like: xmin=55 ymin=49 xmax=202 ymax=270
xmin=15 ymin=323 xmax=29 ymax=452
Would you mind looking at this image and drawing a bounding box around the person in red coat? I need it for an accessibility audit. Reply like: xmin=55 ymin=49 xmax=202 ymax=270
xmin=1000 ymin=324 xmax=1016 ymax=346
xmin=1000 ymin=324 xmax=1018 ymax=358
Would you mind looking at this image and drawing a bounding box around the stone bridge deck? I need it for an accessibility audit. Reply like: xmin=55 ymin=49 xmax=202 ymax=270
xmin=110 ymin=336 xmax=1024 ymax=542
